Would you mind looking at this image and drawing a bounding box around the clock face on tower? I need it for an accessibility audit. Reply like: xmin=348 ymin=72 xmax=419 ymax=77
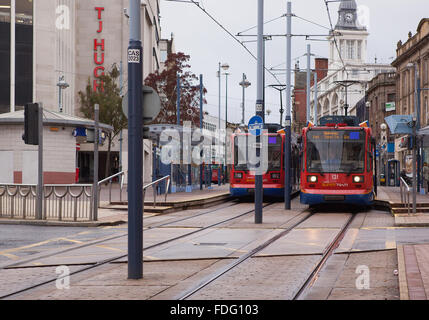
xmin=345 ymin=13 xmax=354 ymax=23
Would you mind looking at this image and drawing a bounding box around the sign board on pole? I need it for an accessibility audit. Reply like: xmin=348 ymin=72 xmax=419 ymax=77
xmin=122 ymin=86 xmax=161 ymax=124
xmin=248 ymin=115 xmax=264 ymax=137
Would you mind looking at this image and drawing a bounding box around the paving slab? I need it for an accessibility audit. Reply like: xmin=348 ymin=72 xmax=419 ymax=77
xmin=397 ymin=243 xmax=429 ymax=300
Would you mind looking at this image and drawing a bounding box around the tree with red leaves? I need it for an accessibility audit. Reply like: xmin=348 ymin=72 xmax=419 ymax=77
xmin=144 ymin=52 xmax=207 ymax=127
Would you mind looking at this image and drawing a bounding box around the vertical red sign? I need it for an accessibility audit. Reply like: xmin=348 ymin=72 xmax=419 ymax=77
xmin=93 ymin=7 xmax=105 ymax=92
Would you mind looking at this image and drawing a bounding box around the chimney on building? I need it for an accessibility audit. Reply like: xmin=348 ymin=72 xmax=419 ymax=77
xmin=315 ymin=58 xmax=328 ymax=81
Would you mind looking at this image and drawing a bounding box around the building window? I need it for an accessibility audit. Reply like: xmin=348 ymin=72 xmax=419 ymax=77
xmin=15 ymin=0 xmax=33 ymax=109
xmin=357 ymin=40 xmax=362 ymax=60
xmin=387 ymin=93 xmax=396 ymax=103
xmin=160 ymin=50 xmax=168 ymax=63
xmin=0 ymin=0 xmax=11 ymax=113
xmin=347 ymin=40 xmax=355 ymax=59
xmin=425 ymin=96 xmax=428 ymax=126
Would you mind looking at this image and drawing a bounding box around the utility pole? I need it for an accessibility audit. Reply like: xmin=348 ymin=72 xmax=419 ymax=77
xmin=200 ymin=74 xmax=204 ymax=190
xmin=313 ymin=72 xmax=318 ymax=123
xmin=255 ymin=0 xmax=264 ymax=223
xmin=306 ymin=44 xmax=311 ymax=123
xmin=240 ymin=74 xmax=251 ymax=126
xmin=284 ymin=1 xmax=292 ymax=210
xmin=127 ymin=0 xmax=143 ymax=280
xmin=36 ymin=103 xmax=43 ymax=220
xmin=93 ymin=104 xmax=99 ymax=222
xmin=218 ymin=62 xmax=222 ymax=187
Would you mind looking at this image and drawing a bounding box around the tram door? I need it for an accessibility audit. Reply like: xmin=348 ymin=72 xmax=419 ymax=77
xmin=387 ymin=160 xmax=400 ymax=187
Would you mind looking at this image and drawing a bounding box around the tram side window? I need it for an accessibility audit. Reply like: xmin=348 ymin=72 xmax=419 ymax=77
xmin=367 ymin=137 xmax=372 ymax=172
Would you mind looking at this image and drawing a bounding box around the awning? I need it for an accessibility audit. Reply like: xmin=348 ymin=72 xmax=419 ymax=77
xmin=418 ymin=125 xmax=429 ymax=136
xmin=385 ymin=115 xmax=413 ymax=135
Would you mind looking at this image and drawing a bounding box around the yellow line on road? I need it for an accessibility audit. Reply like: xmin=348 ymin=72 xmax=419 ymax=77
xmin=0 ymin=237 xmax=84 ymax=255
xmin=58 ymin=238 xmax=84 ymax=244
xmin=0 ymin=253 xmax=19 ymax=260
xmin=0 ymin=239 xmax=58 ymax=255
xmin=95 ymin=245 xmax=125 ymax=252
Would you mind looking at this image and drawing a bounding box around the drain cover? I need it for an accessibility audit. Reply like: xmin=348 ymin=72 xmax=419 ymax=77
xmin=195 ymin=243 xmax=227 ymax=246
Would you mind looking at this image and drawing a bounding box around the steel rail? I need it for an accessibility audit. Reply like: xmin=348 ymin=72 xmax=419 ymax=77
xmin=0 ymin=200 xmax=241 ymax=271
xmin=177 ymin=207 xmax=314 ymax=300
xmin=293 ymin=212 xmax=356 ymax=300
xmin=0 ymin=200 xmax=278 ymax=299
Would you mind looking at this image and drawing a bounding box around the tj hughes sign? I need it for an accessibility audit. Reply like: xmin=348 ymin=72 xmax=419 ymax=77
xmin=93 ymin=7 xmax=105 ymax=93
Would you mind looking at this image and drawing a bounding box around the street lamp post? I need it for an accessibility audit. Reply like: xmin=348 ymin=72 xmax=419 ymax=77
xmin=217 ymin=63 xmax=222 ymax=186
xmin=239 ymin=74 xmax=251 ymax=126
xmin=221 ymin=63 xmax=230 ymax=184
xmin=407 ymin=62 xmax=421 ymax=213
xmin=57 ymin=76 xmax=69 ymax=113
xmin=269 ymin=84 xmax=286 ymax=126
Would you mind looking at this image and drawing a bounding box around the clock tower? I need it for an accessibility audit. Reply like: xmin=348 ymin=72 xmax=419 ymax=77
xmin=328 ymin=0 xmax=368 ymax=68
xmin=335 ymin=0 xmax=366 ymax=31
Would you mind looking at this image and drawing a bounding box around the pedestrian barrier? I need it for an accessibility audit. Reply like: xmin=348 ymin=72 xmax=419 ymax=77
xmin=97 ymin=171 xmax=126 ymax=206
xmin=400 ymin=177 xmax=411 ymax=215
xmin=0 ymin=173 xmax=171 ymax=222
xmin=0 ymin=184 xmax=94 ymax=222
xmin=143 ymin=175 xmax=171 ymax=207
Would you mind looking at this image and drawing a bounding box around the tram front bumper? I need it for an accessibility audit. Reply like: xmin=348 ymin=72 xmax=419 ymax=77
xmin=300 ymin=189 xmax=374 ymax=206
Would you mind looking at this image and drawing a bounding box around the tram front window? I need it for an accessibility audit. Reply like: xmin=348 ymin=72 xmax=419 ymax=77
xmin=307 ymin=130 xmax=365 ymax=174
xmin=233 ymin=135 xmax=282 ymax=172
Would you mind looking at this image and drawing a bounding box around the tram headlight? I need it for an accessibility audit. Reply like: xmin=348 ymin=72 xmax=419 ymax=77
xmin=353 ymin=176 xmax=364 ymax=183
xmin=307 ymin=175 xmax=318 ymax=183
xmin=234 ymin=172 xmax=243 ymax=179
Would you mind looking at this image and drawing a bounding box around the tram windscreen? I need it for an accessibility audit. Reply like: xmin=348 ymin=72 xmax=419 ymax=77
xmin=234 ymin=135 xmax=282 ymax=171
xmin=306 ymin=130 xmax=365 ymax=173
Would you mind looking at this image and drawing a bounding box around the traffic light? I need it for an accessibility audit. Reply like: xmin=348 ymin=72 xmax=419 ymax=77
xmin=23 ymin=103 xmax=39 ymax=145
xmin=143 ymin=126 xmax=150 ymax=139
xmin=408 ymin=135 xmax=414 ymax=150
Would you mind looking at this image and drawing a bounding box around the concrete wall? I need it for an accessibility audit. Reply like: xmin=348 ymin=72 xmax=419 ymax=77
xmin=0 ymin=125 xmax=77 ymax=184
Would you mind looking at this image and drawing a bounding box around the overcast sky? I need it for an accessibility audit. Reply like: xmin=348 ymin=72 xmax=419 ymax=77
xmin=159 ymin=0 xmax=427 ymax=125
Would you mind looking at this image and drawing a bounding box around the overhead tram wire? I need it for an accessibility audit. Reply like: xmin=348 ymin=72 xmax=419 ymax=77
xmin=236 ymin=14 xmax=286 ymax=36
xmin=323 ymin=0 xmax=349 ymax=77
xmin=166 ymin=0 xmax=282 ymax=85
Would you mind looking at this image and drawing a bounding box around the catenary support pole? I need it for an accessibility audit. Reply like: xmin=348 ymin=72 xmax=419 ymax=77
xmin=314 ymin=72 xmax=318 ymax=123
xmin=93 ymin=104 xmax=99 ymax=221
xmin=218 ymin=63 xmax=222 ymax=187
xmin=255 ymin=0 xmax=264 ymax=223
xmin=306 ymin=44 xmax=311 ymax=123
xmin=284 ymin=1 xmax=292 ymax=210
xmin=128 ymin=0 xmax=143 ymax=280
xmin=200 ymin=74 xmax=204 ymax=190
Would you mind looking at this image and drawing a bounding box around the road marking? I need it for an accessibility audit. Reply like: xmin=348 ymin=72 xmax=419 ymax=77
xmin=95 ymin=245 xmax=125 ymax=252
xmin=0 ymin=253 xmax=19 ymax=260
xmin=58 ymin=238 xmax=84 ymax=244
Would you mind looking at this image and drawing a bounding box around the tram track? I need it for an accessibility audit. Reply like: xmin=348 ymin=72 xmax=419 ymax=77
xmin=0 ymin=199 xmax=241 ymax=271
xmin=293 ymin=211 xmax=356 ymax=300
xmin=176 ymin=206 xmax=358 ymax=300
xmin=0 ymin=199 xmax=279 ymax=300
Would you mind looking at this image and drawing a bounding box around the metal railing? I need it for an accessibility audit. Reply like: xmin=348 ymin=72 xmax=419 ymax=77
xmin=0 ymin=173 xmax=171 ymax=222
xmin=44 ymin=184 xmax=93 ymax=221
xmin=143 ymin=175 xmax=171 ymax=208
xmin=0 ymin=184 xmax=93 ymax=221
xmin=400 ymin=177 xmax=411 ymax=215
xmin=97 ymin=171 xmax=126 ymax=206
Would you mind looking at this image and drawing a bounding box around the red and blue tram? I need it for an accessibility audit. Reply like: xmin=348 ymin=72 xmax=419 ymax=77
xmin=230 ymin=124 xmax=300 ymax=198
xmin=300 ymin=116 xmax=376 ymax=206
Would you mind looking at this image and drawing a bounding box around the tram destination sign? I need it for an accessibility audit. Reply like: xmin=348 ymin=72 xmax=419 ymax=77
xmin=309 ymin=131 xmax=363 ymax=141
